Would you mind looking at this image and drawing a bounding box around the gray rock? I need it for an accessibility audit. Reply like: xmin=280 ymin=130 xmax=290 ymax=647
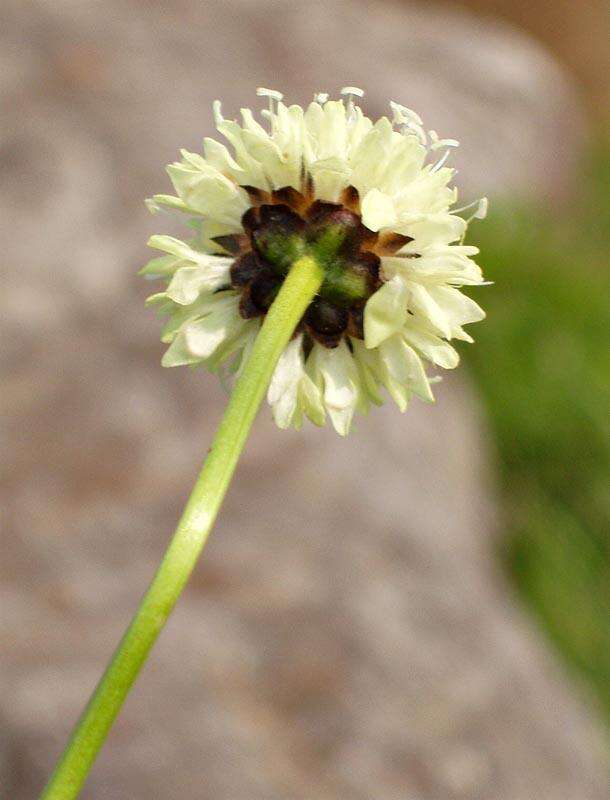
xmin=0 ymin=1 xmax=605 ymax=798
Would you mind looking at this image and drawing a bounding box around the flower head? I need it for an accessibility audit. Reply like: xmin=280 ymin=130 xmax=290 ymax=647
xmin=142 ymin=88 xmax=487 ymax=435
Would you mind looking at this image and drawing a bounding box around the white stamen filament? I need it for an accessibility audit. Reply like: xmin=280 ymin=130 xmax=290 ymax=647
xmin=390 ymin=101 xmax=427 ymax=145
xmin=429 ymin=129 xmax=460 ymax=151
xmin=257 ymin=87 xmax=284 ymax=134
xmin=212 ymin=99 xmax=223 ymax=126
xmin=390 ymin=101 xmax=423 ymax=126
xmin=430 ymin=148 xmax=452 ymax=173
xmin=341 ymin=86 xmax=364 ymax=124
xmin=453 ymin=197 xmax=489 ymax=220
xmin=256 ymin=87 xmax=283 ymax=103
xmin=341 ymin=86 xmax=365 ymax=98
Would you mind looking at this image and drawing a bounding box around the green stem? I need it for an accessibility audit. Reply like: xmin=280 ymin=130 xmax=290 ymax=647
xmin=40 ymin=254 xmax=323 ymax=800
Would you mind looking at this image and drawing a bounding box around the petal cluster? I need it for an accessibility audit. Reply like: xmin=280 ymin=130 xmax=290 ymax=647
xmin=143 ymin=88 xmax=487 ymax=435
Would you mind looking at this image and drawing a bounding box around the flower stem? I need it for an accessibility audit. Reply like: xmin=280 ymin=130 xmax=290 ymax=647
xmin=40 ymin=254 xmax=323 ymax=800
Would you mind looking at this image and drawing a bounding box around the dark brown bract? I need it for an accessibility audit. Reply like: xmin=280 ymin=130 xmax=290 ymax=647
xmin=214 ymin=183 xmax=412 ymax=348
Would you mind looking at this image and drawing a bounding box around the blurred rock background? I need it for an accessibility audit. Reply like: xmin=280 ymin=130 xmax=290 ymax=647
xmin=1 ymin=1 xmax=608 ymax=798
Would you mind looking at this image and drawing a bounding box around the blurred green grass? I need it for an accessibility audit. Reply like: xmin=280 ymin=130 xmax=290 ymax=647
xmin=464 ymin=147 xmax=610 ymax=719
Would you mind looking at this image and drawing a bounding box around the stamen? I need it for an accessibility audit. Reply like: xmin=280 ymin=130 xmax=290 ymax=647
xmin=430 ymin=148 xmax=452 ymax=173
xmin=212 ymin=99 xmax=224 ymax=127
xmin=456 ymin=197 xmax=489 ymax=243
xmin=257 ymin=87 xmax=284 ymax=134
xmin=429 ymin=130 xmax=459 ymax=151
xmin=472 ymin=197 xmax=488 ymax=220
xmin=341 ymin=86 xmax=364 ymax=123
xmin=390 ymin=101 xmax=427 ymax=145
xmin=453 ymin=197 xmax=489 ymax=219
xmin=314 ymin=92 xmax=329 ymax=105
xmin=256 ymin=87 xmax=284 ymax=103
xmin=390 ymin=101 xmax=423 ymax=127
xmin=340 ymin=86 xmax=365 ymax=99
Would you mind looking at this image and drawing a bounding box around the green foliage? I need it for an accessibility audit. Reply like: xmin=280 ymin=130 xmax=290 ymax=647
xmin=464 ymin=148 xmax=610 ymax=718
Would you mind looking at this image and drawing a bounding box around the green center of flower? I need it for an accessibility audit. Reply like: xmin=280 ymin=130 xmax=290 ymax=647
xmin=217 ymin=184 xmax=410 ymax=348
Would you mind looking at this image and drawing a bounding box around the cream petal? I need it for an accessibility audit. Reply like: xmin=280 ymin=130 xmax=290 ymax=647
xmin=267 ymin=337 xmax=301 ymax=404
xmin=205 ymin=320 xmax=259 ymax=374
xmin=146 ymin=194 xmax=192 ymax=215
xmin=311 ymin=341 xmax=360 ymax=436
xmin=310 ymin=157 xmax=351 ymax=202
xmin=395 ymin=213 xmax=466 ymax=249
xmin=140 ymin=254 xmax=182 ymax=278
xmin=317 ymin=100 xmax=348 ymax=160
xmin=203 ymin=137 xmax=244 ymax=178
xmin=350 ymin=128 xmax=389 ymax=195
xmin=401 ymin=325 xmax=460 ymax=369
xmin=199 ymin=219 xmax=243 ymax=253
xmin=394 ymin=168 xmax=457 ymax=215
xmin=382 ymin=252 xmax=484 ymax=287
xmin=270 ymin=388 xmax=298 ymax=429
xmin=346 ymin=106 xmax=374 ymax=155
xmin=273 ymin=103 xmax=306 ymax=180
xmin=379 ymin=336 xmax=434 ymax=404
xmin=350 ymin=339 xmax=384 ymax=405
xmin=361 ymin=188 xmax=397 ymax=232
xmin=184 ymin=304 xmax=243 ymax=359
xmin=364 ymin=276 xmax=409 ymax=348
xmin=147 ymin=236 xmax=233 ymax=304
xmin=147 ymin=234 xmax=199 ymax=260
xmin=240 ymin=107 xmax=269 ymax=137
xmin=162 ymin=293 xmax=244 ymax=367
xmin=157 ymin=293 xmax=221 ymax=343
xmin=298 ymin=374 xmax=326 ymax=427
xmin=161 ymin=332 xmax=202 ymax=367
xmin=267 ymin=337 xmax=302 ymax=428
xmin=166 ymin=267 xmax=211 ymax=305
xmin=213 ymin=108 xmax=270 ymax=189
xmin=303 ymin=102 xmax=325 ymax=155
xmin=407 ymin=283 xmax=452 ymax=338
xmin=377 ymin=135 xmax=426 ymax=195
xmin=167 ymin=160 xmax=249 ymax=224
xmin=268 ymin=336 xmax=325 ymax=429
xmin=426 ymin=285 xmax=486 ymax=328
xmin=165 ymin=258 xmax=231 ymax=305
xmin=241 ymin=130 xmax=299 ymax=190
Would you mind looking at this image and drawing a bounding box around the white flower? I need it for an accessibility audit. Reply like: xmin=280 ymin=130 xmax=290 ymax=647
xmin=142 ymin=87 xmax=487 ymax=435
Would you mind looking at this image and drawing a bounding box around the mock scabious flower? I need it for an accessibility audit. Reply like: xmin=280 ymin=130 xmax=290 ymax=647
xmin=142 ymin=87 xmax=487 ymax=435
